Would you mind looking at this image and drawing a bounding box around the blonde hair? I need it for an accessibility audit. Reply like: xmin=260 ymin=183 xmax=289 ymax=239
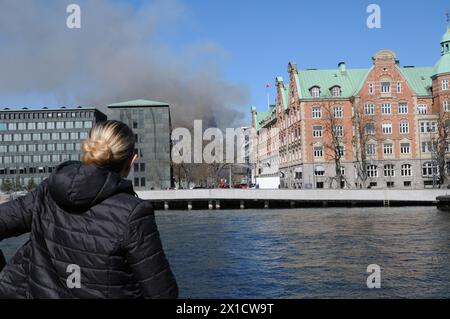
xmin=81 ymin=120 xmax=135 ymax=174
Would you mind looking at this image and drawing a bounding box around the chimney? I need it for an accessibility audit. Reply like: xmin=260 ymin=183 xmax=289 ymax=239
xmin=338 ymin=62 xmax=346 ymax=73
xmin=288 ymin=62 xmax=298 ymax=74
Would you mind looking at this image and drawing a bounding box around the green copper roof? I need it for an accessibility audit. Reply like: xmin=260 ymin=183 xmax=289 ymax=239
xmin=441 ymin=28 xmax=450 ymax=43
xmin=254 ymin=111 xmax=269 ymax=131
xmin=400 ymin=67 xmax=433 ymax=96
xmin=107 ymin=99 xmax=169 ymax=108
xmin=296 ymin=68 xmax=370 ymax=99
xmin=254 ymin=105 xmax=276 ymax=131
xmin=433 ymin=55 xmax=450 ymax=76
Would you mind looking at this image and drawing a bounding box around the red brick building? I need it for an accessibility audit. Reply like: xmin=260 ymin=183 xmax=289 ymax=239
xmin=253 ymin=27 xmax=450 ymax=189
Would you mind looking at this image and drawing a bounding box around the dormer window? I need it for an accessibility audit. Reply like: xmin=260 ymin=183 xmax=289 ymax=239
xmin=310 ymin=86 xmax=320 ymax=98
xmin=331 ymin=86 xmax=341 ymax=97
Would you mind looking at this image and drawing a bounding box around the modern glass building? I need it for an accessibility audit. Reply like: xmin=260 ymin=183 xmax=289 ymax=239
xmin=108 ymin=99 xmax=173 ymax=190
xmin=0 ymin=107 xmax=107 ymax=189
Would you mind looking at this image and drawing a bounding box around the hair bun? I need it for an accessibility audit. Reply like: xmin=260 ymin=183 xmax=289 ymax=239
xmin=82 ymin=139 xmax=113 ymax=166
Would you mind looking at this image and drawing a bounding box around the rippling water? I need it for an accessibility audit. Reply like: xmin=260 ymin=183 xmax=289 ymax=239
xmin=1 ymin=207 xmax=450 ymax=298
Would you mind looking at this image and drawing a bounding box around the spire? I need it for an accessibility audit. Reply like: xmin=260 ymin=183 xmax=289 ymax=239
xmin=446 ymin=9 xmax=450 ymax=30
xmin=433 ymin=19 xmax=450 ymax=76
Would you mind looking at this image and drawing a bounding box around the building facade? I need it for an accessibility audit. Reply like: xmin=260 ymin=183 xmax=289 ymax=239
xmin=251 ymin=105 xmax=280 ymax=189
xmin=108 ymin=99 xmax=173 ymax=190
xmin=0 ymin=99 xmax=173 ymax=191
xmin=252 ymin=27 xmax=450 ymax=189
xmin=0 ymin=107 xmax=106 ymax=188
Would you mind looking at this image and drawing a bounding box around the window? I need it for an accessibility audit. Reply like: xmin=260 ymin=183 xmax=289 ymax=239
xmin=140 ymin=178 xmax=146 ymax=187
xmin=381 ymin=103 xmax=391 ymax=115
xmin=331 ymin=86 xmax=341 ymax=97
xmin=383 ymin=143 xmax=393 ymax=155
xmin=443 ymin=79 xmax=449 ymax=90
xmin=333 ymin=106 xmax=343 ymax=118
xmin=404 ymin=181 xmax=411 ymax=187
xmin=369 ymin=83 xmax=374 ymax=94
xmin=381 ymin=82 xmax=391 ymax=93
xmin=312 ymin=126 xmax=323 ymax=138
xmin=384 ymin=164 xmax=395 ymax=177
xmin=56 ymin=122 xmax=64 ymax=129
xmin=313 ymin=146 xmax=323 ymax=157
xmin=382 ymin=122 xmax=392 ymax=134
xmin=399 ymin=121 xmax=409 ymax=134
xmin=366 ymin=144 xmax=376 ymax=156
xmin=397 ymin=82 xmax=402 ymax=93
xmin=84 ymin=121 xmax=92 ymax=128
xmin=400 ymin=143 xmax=410 ymax=154
xmin=314 ymin=166 xmax=325 ymax=176
xmin=310 ymin=87 xmax=320 ymax=98
xmin=337 ymin=145 xmax=345 ymax=157
xmin=365 ymin=123 xmax=376 ymax=135
xmin=398 ymin=102 xmax=408 ymax=114
xmin=140 ymin=163 xmax=145 ymax=172
xmin=422 ymin=162 xmax=437 ymax=177
xmin=421 ymin=141 xmax=436 ymax=153
xmin=420 ymin=121 xmax=437 ymax=133
xmin=417 ymin=105 xmax=427 ymax=115
xmin=312 ymin=107 xmax=322 ymax=118
xmin=134 ymin=178 xmax=140 ymax=187
xmin=401 ymin=164 xmax=412 ymax=177
xmin=386 ymin=181 xmax=394 ymax=188
xmin=367 ymin=165 xmax=378 ymax=178
xmin=333 ymin=125 xmax=344 ymax=137
xmin=444 ymin=100 xmax=450 ymax=112
xmin=364 ymin=103 xmax=375 ymax=115
xmin=47 ymin=122 xmax=55 ymax=129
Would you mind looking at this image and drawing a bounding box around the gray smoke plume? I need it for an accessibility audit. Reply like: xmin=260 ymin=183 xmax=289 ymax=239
xmin=0 ymin=0 xmax=248 ymax=128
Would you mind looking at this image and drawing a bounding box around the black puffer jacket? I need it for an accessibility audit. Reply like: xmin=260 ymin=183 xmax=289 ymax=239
xmin=0 ymin=161 xmax=178 ymax=299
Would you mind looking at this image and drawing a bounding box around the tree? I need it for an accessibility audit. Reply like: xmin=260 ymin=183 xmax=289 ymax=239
xmin=0 ymin=179 xmax=12 ymax=193
xmin=323 ymin=102 xmax=349 ymax=189
xmin=435 ymin=112 xmax=450 ymax=187
xmin=26 ymin=177 xmax=38 ymax=192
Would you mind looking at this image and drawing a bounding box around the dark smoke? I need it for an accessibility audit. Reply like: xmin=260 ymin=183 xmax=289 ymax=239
xmin=0 ymin=0 xmax=249 ymax=128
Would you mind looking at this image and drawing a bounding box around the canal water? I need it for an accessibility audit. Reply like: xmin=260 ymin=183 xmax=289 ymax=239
xmin=1 ymin=207 xmax=449 ymax=298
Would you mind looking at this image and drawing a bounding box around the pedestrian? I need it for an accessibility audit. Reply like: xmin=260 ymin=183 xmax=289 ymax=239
xmin=0 ymin=120 xmax=178 ymax=299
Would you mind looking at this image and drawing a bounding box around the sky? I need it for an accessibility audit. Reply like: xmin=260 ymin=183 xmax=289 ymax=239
xmin=0 ymin=0 xmax=449 ymax=126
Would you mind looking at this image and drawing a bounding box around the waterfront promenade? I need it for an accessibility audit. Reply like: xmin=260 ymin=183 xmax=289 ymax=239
xmin=136 ymin=189 xmax=450 ymax=210
xmin=2 ymin=189 xmax=448 ymax=208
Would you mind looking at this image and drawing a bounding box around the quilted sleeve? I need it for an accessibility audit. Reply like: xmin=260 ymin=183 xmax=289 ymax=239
xmin=123 ymin=200 xmax=178 ymax=299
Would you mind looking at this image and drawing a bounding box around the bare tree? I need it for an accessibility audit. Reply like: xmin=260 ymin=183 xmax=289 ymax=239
xmin=435 ymin=112 xmax=450 ymax=187
xmin=352 ymin=102 xmax=371 ymax=188
xmin=322 ymin=102 xmax=348 ymax=189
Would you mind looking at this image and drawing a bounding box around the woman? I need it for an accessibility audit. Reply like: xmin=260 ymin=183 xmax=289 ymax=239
xmin=0 ymin=120 xmax=178 ymax=299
